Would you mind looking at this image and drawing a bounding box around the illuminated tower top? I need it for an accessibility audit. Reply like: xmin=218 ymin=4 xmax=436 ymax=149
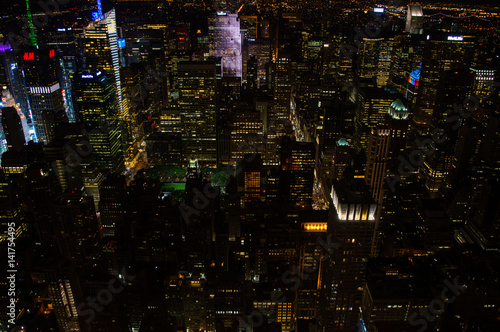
xmin=97 ymin=0 xmax=103 ymax=20
xmin=388 ymin=99 xmax=409 ymax=120
xmin=406 ymin=3 xmax=424 ymax=34
xmin=25 ymin=0 xmax=38 ymax=46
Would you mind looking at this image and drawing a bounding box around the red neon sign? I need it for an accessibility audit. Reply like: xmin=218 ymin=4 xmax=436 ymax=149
xmin=23 ymin=52 xmax=35 ymax=61
xmin=179 ymin=37 xmax=185 ymax=40
xmin=49 ymin=49 xmax=55 ymax=58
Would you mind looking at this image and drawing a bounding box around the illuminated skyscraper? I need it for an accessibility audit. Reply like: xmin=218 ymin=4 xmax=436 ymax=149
xmin=230 ymin=110 xmax=264 ymax=160
xmin=353 ymin=87 xmax=394 ymax=152
xmin=80 ymin=9 xmax=125 ymax=118
xmin=1 ymin=42 xmax=31 ymax=126
xmin=209 ymin=12 xmax=242 ymax=78
xmin=274 ymin=53 xmax=292 ymax=129
xmin=405 ymin=3 xmax=424 ymax=34
xmin=177 ymin=61 xmax=218 ymax=165
xmin=471 ymin=68 xmax=495 ymax=105
xmin=22 ymin=47 xmax=67 ymax=144
xmin=320 ymin=179 xmax=377 ymax=331
xmin=74 ymin=69 xmax=124 ymax=173
xmin=357 ymin=38 xmax=394 ymax=88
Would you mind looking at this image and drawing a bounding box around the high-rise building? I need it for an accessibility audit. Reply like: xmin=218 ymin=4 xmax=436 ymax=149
xmin=365 ymin=124 xmax=391 ymax=207
xmin=1 ymin=45 xmax=31 ymax=131
xmin=209 ymin=12 xmax=242 ymax=78
xmin=99 ymin=173 xmax=126 ymax=237
xmin=248 ymin=39 xmax=271 ymax=88
xmin=74 ymin=69 xmax=124 ymax=172
xmin=22 ymin=47 xmax=67 ymax=143
xmin=230 ymin=110 xmax=264 ymax=161
xmin=353 ymin=87 xmax=395 ymax=152
xmin=471 ymin=67 xmax=495 ymax=105
xmin=177 ymin=61 xmax=218 ymax=165
xmin=405 ymin=3 xmax=424 ymax=34
xmin=320 ymin=179 xmax=377 ymax=331
xmin=273 ymin=53 xmax=292 ymax=130
xmin=80 ymin=9 xmax=125 ymax=118
xmin=389 ymin=34 xmax=425 ymax=103
xmin=357 ymin=38 xmax=394 ymax=88
xmin=413 ymin=34 xmax=474 ymax=132
xmin=280 ymin=138 xmax=315 ymax=208
xmin=365 ymin=124 xmax=391 ymax=256
xmin=1 ymin=107 xmax=25 ymax=152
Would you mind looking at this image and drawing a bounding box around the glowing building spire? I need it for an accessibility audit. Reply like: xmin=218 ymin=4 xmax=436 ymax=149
xmin=25 ymin=0 xmax=38 ymax=46
xmin=97 ymin=0 xmax=103 ymax=19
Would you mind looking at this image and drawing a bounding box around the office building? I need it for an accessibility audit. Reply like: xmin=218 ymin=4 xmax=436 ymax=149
xmin=405 ymin=3 xmax=424 ymax=34
xmin=74 ymin=69 xmax=124 ymax=172
xmin=177 ymin=61 xmax=218 ymax=165
xmin=319 ymin=179 xmax=377 ymax=331
xmin=22 ymin=47 xmax=67 ymax=143
xmin=1 ymin=107 xmax=25 ymax=152
xmin=209 ymin=12 xmax=242 ymax=78
xmin=80 ymin=9 xmax=125 ymax=118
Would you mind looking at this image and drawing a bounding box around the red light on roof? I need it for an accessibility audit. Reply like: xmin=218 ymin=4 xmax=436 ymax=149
xmin=49 ymin=49 xmax=55 ymax=58
xmin=23 ymin=52 xmax=35 ymax=61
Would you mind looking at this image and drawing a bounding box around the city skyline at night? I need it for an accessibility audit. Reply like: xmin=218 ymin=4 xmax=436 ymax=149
xmin=0 ymin=0 xmax=500 ymax=331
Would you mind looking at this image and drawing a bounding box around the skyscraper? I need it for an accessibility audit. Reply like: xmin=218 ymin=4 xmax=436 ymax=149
xmin=209 ymin=12 xmax=242 ymax=78
xmin=74 ymin=69 xmax=124 ymax=173
xmin=320 ymin=180 xmax=377 ymax=331
xmin=357 ymin=38 xmax=394 ymax=88
xmin=80 ymin=9 xmax=125 ymax=118
xmin=353 ymin=87 xmax=395 ymax=152
xmin=405 ymin=3 xmax=424 ymax=34
xmin=22 ymin=47 xmax=67 ymax=143
xmin=280 ymin=137 xmax=316 ymax=208
xmin=1 ymin=107 xmax=25 ymax=152
xmin=365 ymin=124 xmax=391 ymax=207
xmin=177 ymin=61 xmax=218 ymax=165
xmin=414 ymin=34 xmax=474 ymax=132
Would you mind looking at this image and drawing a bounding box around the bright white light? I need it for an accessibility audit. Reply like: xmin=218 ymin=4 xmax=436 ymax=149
xmin=447 ymin=36 xmax=464 ymax=41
